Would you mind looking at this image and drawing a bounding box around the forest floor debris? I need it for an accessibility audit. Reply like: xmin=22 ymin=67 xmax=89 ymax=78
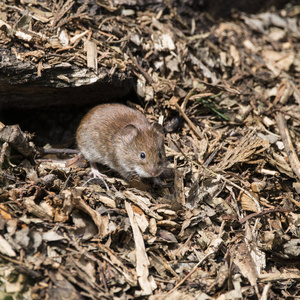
xmin=1 ymin=1 xmax=300 ymax=299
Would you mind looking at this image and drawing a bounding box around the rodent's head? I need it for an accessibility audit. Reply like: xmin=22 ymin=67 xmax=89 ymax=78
xmin=118 ymin=122 xmax=166 ymax=178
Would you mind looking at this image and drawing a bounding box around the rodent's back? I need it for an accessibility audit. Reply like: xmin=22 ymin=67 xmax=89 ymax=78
xmin=77 ymin=103 xmax=148 ymax=136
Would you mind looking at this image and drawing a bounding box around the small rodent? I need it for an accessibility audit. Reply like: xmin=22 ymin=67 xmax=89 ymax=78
xmin=76 ymin=103 xmax=166 ymax=180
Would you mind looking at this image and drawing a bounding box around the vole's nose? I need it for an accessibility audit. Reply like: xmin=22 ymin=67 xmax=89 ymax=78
xmin=147 ymin=166 xmax=162 ymax=177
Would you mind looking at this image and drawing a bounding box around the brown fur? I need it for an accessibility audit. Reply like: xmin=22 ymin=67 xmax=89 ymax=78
xmin=76 ymin=103 xmax=166 ymax=179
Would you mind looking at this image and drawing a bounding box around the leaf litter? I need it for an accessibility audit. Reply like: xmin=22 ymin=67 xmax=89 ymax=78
xmin=1 ymin=1 xmax=300 ymax=299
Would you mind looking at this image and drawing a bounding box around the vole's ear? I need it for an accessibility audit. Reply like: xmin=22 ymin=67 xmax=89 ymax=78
xmin=152 ymin=123 xmax=165 ymax=136
xmin=121 ymin=124 xmax=139 ymax=142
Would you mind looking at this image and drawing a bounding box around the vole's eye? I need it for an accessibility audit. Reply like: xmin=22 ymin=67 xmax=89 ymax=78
xmin=140 ymin=152 xmax=146 ymax=159
xmin=158 ymin=152 xmax=162 ymax=159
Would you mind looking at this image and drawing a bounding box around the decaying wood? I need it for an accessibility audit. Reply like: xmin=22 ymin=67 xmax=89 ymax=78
xmin=0 ymin=59 xmax=134 ymax=107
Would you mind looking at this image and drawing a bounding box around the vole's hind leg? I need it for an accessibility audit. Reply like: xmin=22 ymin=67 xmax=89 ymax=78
xmin=83 ymin=162 xmax=109 ymax=190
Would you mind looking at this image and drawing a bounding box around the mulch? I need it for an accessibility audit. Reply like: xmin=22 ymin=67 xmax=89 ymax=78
xmin=1 ymin=1 xmax=300 ymax=299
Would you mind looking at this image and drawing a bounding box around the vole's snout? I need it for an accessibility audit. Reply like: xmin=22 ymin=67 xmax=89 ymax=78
xmin=145 ymin=166 xmax=163 ymax=178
